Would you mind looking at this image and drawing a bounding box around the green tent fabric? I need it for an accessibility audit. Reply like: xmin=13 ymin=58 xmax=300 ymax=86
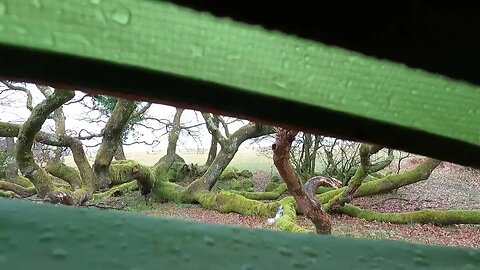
xmin=0 ymin=1 xmax=479 ymax=269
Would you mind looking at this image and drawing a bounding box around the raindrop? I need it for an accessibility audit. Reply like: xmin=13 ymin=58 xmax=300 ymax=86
xmin=241 ymin=264 xmax=253 ymax=270
xmin=282 ymin=60 xmax=290 ymax=69
xmin=301 ymin=246 xmax=317 ymax=258
xmin=12 ymin=26 xmax=28 ymax=35
xmin=227 ymin=54 xmax=241 ymax=60
xmin=93 ymin=9 xmax=107 ymax=24
xmin=38 ymin=232 xmax=54 ymax=242
xmin=277 ymin=246 xmax=293 ymax=256
xmin=290 ymin=259 xmax=306 ymax=269
xmin=171 ymin=245 xmax=181 ymax=254
xmin=111 ymin=7 xmax=131 ymax=25
xmin=190 ymin=44 xmax=203 ymax=58
xmin=273 ymin=79 xmax=288 ymax=89
xmin=31 ymin=0 xmax=42 ymax=8
xmin=41 ymin=35 xmax=54 ymax=46
xmin=51 ymin=248 xmax=68 ymax=259
xmin=0 ymin=2 xmax=5 ymax=16
xmin=203 ymin=236 xmax=215 ymax=246
xmin=90 ymin=0 xmax=101 ymax=4
xmin=462 ymin=264 xmax=477 ymax=270
xmin=413 ymin=250 xmax=428 ymax=266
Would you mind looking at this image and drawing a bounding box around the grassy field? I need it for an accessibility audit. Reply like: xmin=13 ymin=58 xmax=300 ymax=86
xmin=65 ymin=147 xmax=276 ymax=172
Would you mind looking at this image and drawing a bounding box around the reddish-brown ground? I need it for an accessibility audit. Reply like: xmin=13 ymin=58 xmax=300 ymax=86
xmin=105 ymin=160 xmax=480 ymax=248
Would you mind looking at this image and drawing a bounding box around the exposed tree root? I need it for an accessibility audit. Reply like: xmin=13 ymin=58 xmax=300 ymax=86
xmin=0 ymin=180 xmax=36 ymax=197
xmin=45 ymin=162 xmax=82 ymax=189
xmin=93 ymin=181 xmax=139 ymax=200
xmin=0 ymin=190 xmax=17 ymax=198
xmin=339 ymin=204 xmax=480 ymax=225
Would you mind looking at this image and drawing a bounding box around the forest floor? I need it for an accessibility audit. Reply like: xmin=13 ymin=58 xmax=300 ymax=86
xmin=99 ymin=158 xmax=480 ymax=248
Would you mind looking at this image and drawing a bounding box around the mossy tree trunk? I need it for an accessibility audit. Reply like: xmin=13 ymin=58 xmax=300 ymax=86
xmin=93 ymin=99 xmax=136 ymax=189
xmin=15 ymin=90 xmax=95 ymax=205
xmin=5 ymin=137 xmax=18 ymax=182
xmin=205 ymin=115 xmax=219 ymax=167
xmin=273 ymin=129 xmax=341 ymax=234
xmin=153 ymin=108 xmax=184 ymax=177
xmin=183 ymin=114 xmax=273 ymax=200
xmin=36 ymin=84 xmax=66 ymax=162
xmin=114 ymin=144 xmax=127 ymax=160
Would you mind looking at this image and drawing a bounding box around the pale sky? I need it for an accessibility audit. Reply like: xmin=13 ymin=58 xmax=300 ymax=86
xmin=0 ymin=82 xmax=272 ymax=155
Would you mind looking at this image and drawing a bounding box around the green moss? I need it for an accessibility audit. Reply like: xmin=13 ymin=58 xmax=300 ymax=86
xmin=0 ymin=189 xmax=17 ymax=198
xmin=196 ymin=191 xmax=278 ymax=216
xmin=45 ymin=163 xmax=82 ymax=189
xmin=15 ymin=176 xmax=34 ymax=188
xmin=265 ymin=182 xmax=279 ymax=192
xmin=339 ymin=204 xmax=480 ymax=225
xmin=274 ymin=197 xmax=312 ymax=233
xmin=264 ymin=175 xmax=282 ymax=192
xmin=152 ymin=181 xmax=185 ymax=203
xmin=108 ymin=160 xmax=155 ymax=185
xmin=212 ymin=177 xmax=254 ymax=192
xmin=234 ymin=183 xmax=287 ymax=200
xmin=219 ymin=167 xmax=239 ymax=180
xmin=318 ymin=158 xmax=441 ymax=204
xmin=93 ymin=181 xmax=139 ymax=200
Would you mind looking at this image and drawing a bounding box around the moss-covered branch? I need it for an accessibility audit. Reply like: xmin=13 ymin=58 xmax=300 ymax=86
xmin=318 ymin=157 xmax=441 ymax=204
xmin=45 ymin=163 xmax=82 ymax=189
xmin=274 ymin=197 xmax=312 ymax=233
xmin=194 ymin=191 xmax=278 ymax=216
xmin=0 ymin=180 xmax=36 ymax=197
xmin=339 ymin=204 xmax=480 ymax=225
xmin=15 ymin=90 xmax=75 ymax=198
xmin=184 ymin=123 xmax=273 ymax=197
xmin=232 ymin=184 xmax=287 ymax=200
xmin=93 ymin=181 xmax=139 ymax=200
xmin=324 ymin=144 xmax=378 ymax=211
xmin=273 ymin=129 xmax=333 ymax=234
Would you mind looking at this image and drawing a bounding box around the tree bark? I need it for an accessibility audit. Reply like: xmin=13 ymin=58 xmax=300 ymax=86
xmin=93 ymin=99 xmax=136 ymax=189
xmin=37 ymin=84 xmax=66 ymax=162
xmin=5 ymin=137 xmax=17 ymax=182
xmin=272 ymin=129 xmax=334 ymax=234
xmin=205 ymin=116 xmax=219 ymax=167
xmin=183 ymin=118 xmax=273 ymax=199
xmin=114 ymin=143 xmax=127 ymax=160
xmin=14 ymin=90 xmax=94 ymax=205
xmin=15 ymin=90 xmax=74 ymax=198
xmin=153 ymin=108 xmax=185 ymax=181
